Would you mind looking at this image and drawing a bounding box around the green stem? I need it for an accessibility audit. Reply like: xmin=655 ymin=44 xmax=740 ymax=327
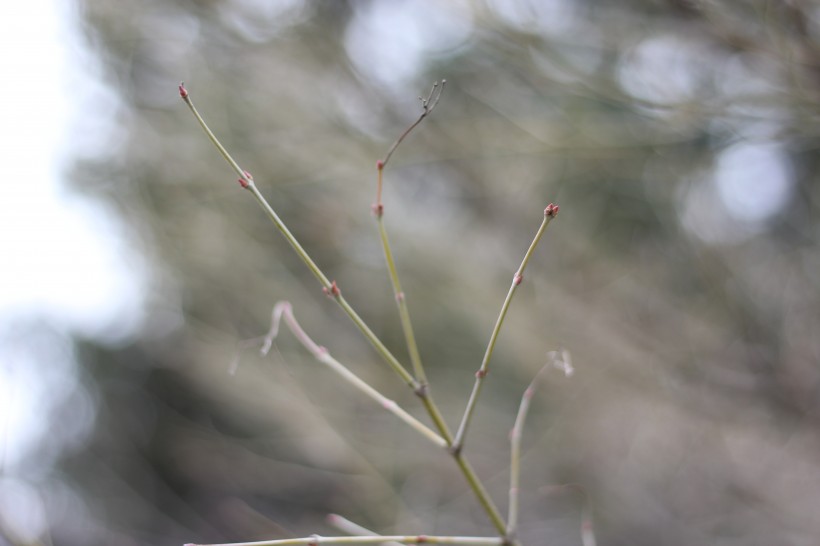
xmin=377 ymin=217 xmax=427 ymax=383
xmin=453 ymin=454 xmax=509 ymax=537
xmin=374 ymin=80 xmax=446 ymax=385
xmin=453 ymin=210 xmax=557 ymax=451
xmin=371 ymin=83 xmax=513 ymax=540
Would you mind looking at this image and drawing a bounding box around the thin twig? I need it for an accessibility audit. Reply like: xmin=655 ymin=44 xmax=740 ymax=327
xmin=373 ymin=79 xmax=446 ymax=384
xmin=326 ymin=515 xmax=403 ymax=546
xmin=260 ymin=302 xmax=447 ymax=449
xmin=185 ymin=535 xmax=504 ymax=546
xmin=179 ymin=83 xmax=417 ymax=391
xmin=369 ymin=82 xmax=511 ymax=538
xmin=507 ymin=350 xmax=571 ymax=537
xmin=377 ymin=80 xmax=446 ymax=202
xmin=376 ymin=222 xmax=427 ymax=384
xmin=453 ymin=204 xmax=559 ymax=452
xmin=507 ymin=387 xmax=530 ymax=539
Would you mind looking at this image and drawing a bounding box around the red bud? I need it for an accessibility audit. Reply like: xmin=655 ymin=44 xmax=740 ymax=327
xmin=322 ymin=281 xmax=341 ymax=297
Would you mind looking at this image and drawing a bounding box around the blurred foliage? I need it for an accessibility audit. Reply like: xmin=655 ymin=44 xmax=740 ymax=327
xmin=21 ymin=0 xmax=820 ymax=545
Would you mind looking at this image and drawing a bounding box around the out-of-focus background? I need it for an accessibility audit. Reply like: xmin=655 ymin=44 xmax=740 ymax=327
xmin=3 ymin=1 xmax=820 ymax=545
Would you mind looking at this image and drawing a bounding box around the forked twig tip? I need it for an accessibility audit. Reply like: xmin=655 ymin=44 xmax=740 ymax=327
xmin=260 ymin=301 xmax=291 ymax=356
xmin=547 ymin=349 xmax=574 ymax=377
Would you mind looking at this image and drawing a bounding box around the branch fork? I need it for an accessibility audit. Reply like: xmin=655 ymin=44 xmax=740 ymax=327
xmin=180 ymin=81 xmax=573 ymax=546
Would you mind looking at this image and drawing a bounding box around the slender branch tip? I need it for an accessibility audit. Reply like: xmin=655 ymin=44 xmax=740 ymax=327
xmin=455 ymin=206 xmax=556 ymax=454
xmin=379 ymin=79 xmax=446 ymax=170
xmin=179 ymin=82 xmax=188 ymax=98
